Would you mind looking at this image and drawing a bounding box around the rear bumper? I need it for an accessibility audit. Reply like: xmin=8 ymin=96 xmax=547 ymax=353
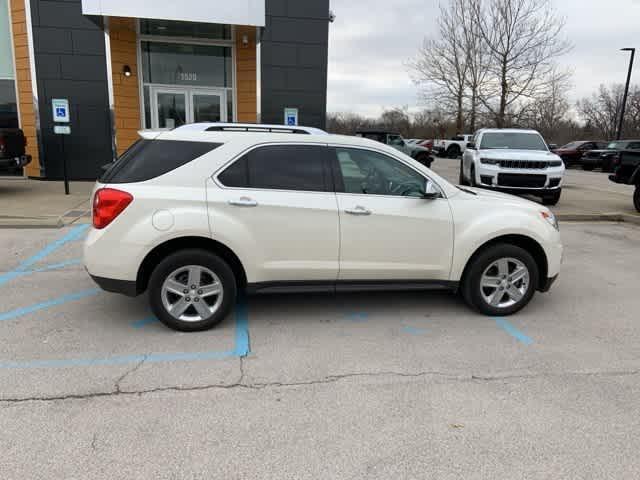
xmin=89 ymin=273 xmax=139 ymax=297
xmin=0 ymin=154 xmax=30 ymax=168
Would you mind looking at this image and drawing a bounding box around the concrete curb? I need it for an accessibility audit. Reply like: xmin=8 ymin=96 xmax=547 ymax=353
xmin=0 ymin=217 xmax=63 ymax=229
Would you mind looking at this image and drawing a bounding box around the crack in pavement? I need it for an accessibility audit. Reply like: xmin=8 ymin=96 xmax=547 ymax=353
xmin=114 ymin=355 xmax=148 ymax=394
xmin=1 ymin=367 xmax=639 ymax=405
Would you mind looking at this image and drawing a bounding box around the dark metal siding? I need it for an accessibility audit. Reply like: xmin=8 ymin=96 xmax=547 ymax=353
xmin=30 ymin=0 xmax=112 ymax=180
xmin=261 ymin=0 xmax=329 ymax=130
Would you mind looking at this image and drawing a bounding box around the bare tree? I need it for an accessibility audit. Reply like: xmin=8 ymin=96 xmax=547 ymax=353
xmin=577 ymin=84 xmax=640 ymax=140
xmin=408 ymin=0 xmax=468 ymax=131
xmin=518 ymin=68 xmax=571 ymax=139
xmin=471 ymin=0 xmax=572 ymax=127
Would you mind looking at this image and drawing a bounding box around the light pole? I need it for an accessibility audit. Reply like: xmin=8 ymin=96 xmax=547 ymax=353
xmin=617 ymin=47 xmax=635 ymax=140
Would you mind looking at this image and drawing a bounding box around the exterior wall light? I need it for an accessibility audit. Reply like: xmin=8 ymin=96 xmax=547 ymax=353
xmin=123 ymin=65 xmax=132 ymax=77
xmin=242 ymin=34 xmax=249 ymax=47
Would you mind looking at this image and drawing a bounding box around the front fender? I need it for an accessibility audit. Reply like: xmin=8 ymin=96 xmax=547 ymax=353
xmin=448 ymin=198 xmax=561 ymax=281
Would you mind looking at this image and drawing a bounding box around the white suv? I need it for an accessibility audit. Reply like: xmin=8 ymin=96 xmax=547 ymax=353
xmin=84 ymin=123 xmax=563 ymax=331
xmin=461 ymin=129 xmax=565 ymax=205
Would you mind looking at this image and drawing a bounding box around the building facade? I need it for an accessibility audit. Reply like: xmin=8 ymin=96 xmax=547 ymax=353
xmin=3 ymin=0 xmax=330 ymax=179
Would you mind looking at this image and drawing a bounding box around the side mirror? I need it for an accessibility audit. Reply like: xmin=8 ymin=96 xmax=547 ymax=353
xmin=466 ymin=142 xmax=475 ymax=149
xmin=422 ymin=180 xmax=440 ymax=199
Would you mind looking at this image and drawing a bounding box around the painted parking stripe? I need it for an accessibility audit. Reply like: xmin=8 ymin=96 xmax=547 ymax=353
xmin=0 ymin=298 xmax=251 ymax=369
xmin=494 ymin=317 xmax=534 ymax=345
xmin=0 ymin=288 xmax=100 ymax=322
xmin=17 ymin=258 xmax=83 ymax=276
xmin=0 ymin=224 xmax=88 ymax=287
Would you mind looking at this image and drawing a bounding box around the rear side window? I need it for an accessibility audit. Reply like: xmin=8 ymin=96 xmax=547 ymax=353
xmin=217 ymin=145 xmax=329 ymax=192
xmin=100 ymin=140 xmax=221 ymax=183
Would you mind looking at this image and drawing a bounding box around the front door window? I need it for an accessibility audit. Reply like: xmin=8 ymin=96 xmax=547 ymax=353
xmin=150 ymin=87 xmax=226 ymax=129
xmin=156 ymin=91 xmax=187 ymax=129
xmin=192 ymin=93 xmax=222 ymax=123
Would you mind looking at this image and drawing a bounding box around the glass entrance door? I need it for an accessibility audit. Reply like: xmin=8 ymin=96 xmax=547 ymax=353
xmin=150 ymin=87 xmax=227 ymax=129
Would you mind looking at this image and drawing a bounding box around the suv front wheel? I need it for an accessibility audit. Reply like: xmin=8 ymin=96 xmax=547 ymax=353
xmin=148 ymin=249 xmax=237 ymax=332
xmin=462 ymin=244 xmax=539 ymax=316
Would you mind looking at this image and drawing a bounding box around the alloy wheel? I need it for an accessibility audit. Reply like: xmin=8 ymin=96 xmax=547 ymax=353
xmin=479 ymin=257 xmax=530 ymax=309
xmin=161 ymin=265 xmax=224 ymax=322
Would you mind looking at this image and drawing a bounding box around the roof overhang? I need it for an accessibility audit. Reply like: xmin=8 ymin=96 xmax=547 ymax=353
xmin=81 ymin=0 xmax=265 ymax=27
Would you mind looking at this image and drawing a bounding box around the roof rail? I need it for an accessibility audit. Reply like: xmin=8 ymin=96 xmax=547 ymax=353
xmin=173 ymin=122 xmax=328 ymax=135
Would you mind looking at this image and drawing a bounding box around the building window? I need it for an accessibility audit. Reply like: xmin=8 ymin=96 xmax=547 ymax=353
xmin=140 ymin=20 xmax=231 ymax=41
xmin=139 ymin=19 xmax=236 ymax=129
xmin=140 ymin=42 xmax=232 ymax=88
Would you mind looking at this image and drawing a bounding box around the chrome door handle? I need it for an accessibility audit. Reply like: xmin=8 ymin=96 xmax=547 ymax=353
xmin=345 ymin=206 xmax=371 ymax=216
xmin=228 ymin=197 xmax=258 ymax=207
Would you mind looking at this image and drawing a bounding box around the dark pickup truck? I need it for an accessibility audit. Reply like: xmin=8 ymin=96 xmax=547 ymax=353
xmin=0 ymin=128 xmax=31 ymax=174
xmin=609 ymin=149 xmax=640 ymax=212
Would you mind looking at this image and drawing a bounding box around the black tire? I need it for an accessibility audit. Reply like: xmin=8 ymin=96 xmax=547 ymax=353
xmin=542 ymin=189 xmax=562 ymax=206
xmin=459 ymin=159 xmax=467 ymax=185
xmin=447 ymin=145 xmax=461 ymax=159
xmin=462 ymin=243 xmax=539 ymax=316
xmin=469 ymin=164 xmax=477 ymax=187
xmin=634 ymin=185 xmax=640 ymax=213
xmin=148 ymin=249 xmax=237 ymax=332
xmin=582 ymin=164 xmax=594 ymax=171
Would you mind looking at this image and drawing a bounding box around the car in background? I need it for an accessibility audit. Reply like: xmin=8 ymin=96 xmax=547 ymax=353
xmin=434 ymin=134 xmax=474 ymax=158
xmin=84 ymin=122 xmax=562 ymax=331
xmin=355 ymin=130 xmax=433 ymax=167
xmin=581 ymin=139 xmax=640 ymax=172
xmin=552 ymin=141 xmax=607 ymax=168
xmin=608 ymin=148 xmax=640 ymax=212
xmin=461 ymin=128 xmax=565 ymax=205
xmin=0 ymin=127 xmax=30 ymax=174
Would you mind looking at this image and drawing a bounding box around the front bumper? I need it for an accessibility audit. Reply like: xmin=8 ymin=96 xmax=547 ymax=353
xmin=539 ymin=274 xmax=559 ymax=293
xmin=475 ymin=163 xmax=565 ymax=192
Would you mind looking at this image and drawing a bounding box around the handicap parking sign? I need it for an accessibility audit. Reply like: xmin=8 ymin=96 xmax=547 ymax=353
xmin=52 ymin=98 xmax=70 ymax=123
xmin=284 ymin=107 xmax=298 ymax=126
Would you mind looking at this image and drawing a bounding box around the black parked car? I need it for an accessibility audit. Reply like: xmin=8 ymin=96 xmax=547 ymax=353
xmin=609 ymin=149 xmax=640 ymax=212
xmin=581 ymin=139 xmax=640 ymax=172
xmin=0 ymin=127 xmax=30 ymax=174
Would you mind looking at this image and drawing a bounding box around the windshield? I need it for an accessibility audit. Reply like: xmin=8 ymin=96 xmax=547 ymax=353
xmin=607 ymin=142 xmax=624 ymax=150
xmin=560 ymin=141 xmax=583 ymax=149
xmin=480 ymin=132 xmax=548 ymax=151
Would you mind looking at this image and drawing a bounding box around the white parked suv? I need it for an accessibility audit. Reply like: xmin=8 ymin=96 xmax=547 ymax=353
xmin=461 ymin=129 xmax=565 ymax=205
xmin=84 ymin=123 xmax=562 ymax=331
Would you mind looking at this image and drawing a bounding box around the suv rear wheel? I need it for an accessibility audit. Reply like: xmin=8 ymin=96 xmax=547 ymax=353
xmin=634 ymin=185 xmax=640 ymax=213
xmin=148 ymin=249 xmax=237 ymax=332
xmin=462 ymin=244 xmax=539 ymax=316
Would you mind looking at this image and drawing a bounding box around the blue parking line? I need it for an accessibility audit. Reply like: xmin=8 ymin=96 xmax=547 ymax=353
xmin=18 ymin=258 xmax=83 ymax=276
xmin=0 ymin=297 xmax=251 ymax=369
xmin=494 ymin=317 xmax=533 ymax=345
xmin=0 ymin=224 xmax=88 ymax=287
xmin=0 ymin=289 xmax=100 ymax=322
xmin=402 ymin=325 xmax=426 ymax=335
xmin=131 ymin=316 xmax=159 ymax=329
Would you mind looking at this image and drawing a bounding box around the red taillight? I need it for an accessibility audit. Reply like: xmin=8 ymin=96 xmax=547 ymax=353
xmin=92 ymin=188 xmax=133 ymax=229
xmin=0 ymin=137 xmax=5 ymax=154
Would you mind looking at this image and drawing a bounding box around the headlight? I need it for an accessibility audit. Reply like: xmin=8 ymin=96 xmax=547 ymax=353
xmin=541 ymin=210 xmax=559 ymax=230
xmin=480 ymin=158 xmax=500 ymax=165
xmin=548 ymin=160 xmax=563 ymax=167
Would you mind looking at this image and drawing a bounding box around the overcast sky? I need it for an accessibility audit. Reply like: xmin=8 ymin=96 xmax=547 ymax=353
xmin=327 ymin=0 xmax=640 ymax=117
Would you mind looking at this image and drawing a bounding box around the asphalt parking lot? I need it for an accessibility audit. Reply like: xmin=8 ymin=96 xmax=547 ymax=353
xmin=1 ymin=221 xmax=640 ymax=478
